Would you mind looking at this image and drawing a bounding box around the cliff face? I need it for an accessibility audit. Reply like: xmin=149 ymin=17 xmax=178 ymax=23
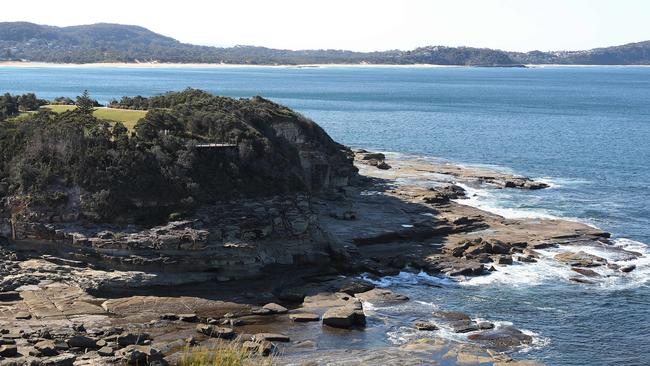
xmin=0 ymin=90 xmax=357 ymax=283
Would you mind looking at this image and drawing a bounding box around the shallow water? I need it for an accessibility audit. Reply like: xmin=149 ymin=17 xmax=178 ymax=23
xmin=1 ymin=65 xmax=649 ymax=365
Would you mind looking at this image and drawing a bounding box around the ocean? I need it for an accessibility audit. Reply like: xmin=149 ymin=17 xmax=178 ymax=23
xmin=1 ymin=65 xmax=649 ymax=365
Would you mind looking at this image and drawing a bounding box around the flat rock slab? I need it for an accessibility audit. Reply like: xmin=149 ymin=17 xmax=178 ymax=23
xmin=354 ymin=288 xmax=409 ymax=303
xmin=253 ymin=333 xmax=290 ymax=342
xmin=289 ymin=313 xmax=320 ymax=322
xmin=102 ymin=296 xmax=251 ymax=318
xmin=322 ymin=306 xmax=366 ymax=329
xmin=20 ymin=285 xmax=105 ymax=319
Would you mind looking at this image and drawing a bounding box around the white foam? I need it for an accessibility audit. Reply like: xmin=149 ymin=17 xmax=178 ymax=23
xmin=453 ymin=183 xmax=564 ymax=220
xmin=362 ymin=271 xmax=457 ymax=289
xmin=460 ymin=240 xmax=650 ymax=290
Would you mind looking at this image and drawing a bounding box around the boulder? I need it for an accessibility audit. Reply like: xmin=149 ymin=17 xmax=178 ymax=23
xmin=452 ymin=321 xmax=479 ymax=333
xmin=468 ymin=326 xmax=533 ymax=351
xmin=414 ymin=322 xmax=438 ymax=331
xmin=262 ymin=303 xmax=288 ymax=314
xmin=361 ymin=153 xmax=386 ymax=161
xmin=66 ymin=335 xmax=98 ymax=349
xmin=118 ymin=345 xmax=163 ymax=366
xmin=445 ymin=262 xmax=484 ymax=276
xmin=0 ymin=344 xmax=17 ymax=357
xmin=554 ymin=251 xmax=607 ymax=267
xmin=494 ymin=255 xmax=513 ymax=265
xmin=35 ymin=340 xmax=59 ymax=356
xmin=242 ymin=340 xmax=275 ymax=356
xmin=620 ymin=265 xmax=636 ymax=273
xmin=97 ymin=346 xmax=114 ymax=357
xmin=289 ymin=313 xmax=320 ymax=322
xmin=433 ymin=311 xmax=471 ymax=322
xmin=322 ymin=306 xmax=366 ymax=329
xmin=117 ymin=333 xmax=150 ymax=347
xmin=196 ymin=325 xmax=234 ymax=339
xmin=339 ymin=280 xmax=375 ymax=295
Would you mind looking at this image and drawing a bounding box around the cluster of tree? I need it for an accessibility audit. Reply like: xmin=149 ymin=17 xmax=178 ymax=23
xmin=3 ymin=22 xmax=649 ymax=65
xmin=0 ymin=92 xmax=47 ymax=119
xmin=1 ymin=89 xmax=340 ymax=225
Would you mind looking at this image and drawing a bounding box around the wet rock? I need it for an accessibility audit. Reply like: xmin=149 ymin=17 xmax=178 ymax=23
xmin=289 ymin=313 xmax=320 ymax=322
xmin=322 ymin=306 xmax=366 ymax=329
xmin=253 ymin=333 xmax=290 ymax=343
xmin=0 ymin=344 xmax=18 ymax=357
xmin=445 ymin=262 xmax=484 ymax=276
xmin=414 ymin=322 xmax=438 ymax=331
xmin=196 ymin=325 xmax=234 ymax=339
xmin=35 ymin=340 xmax=59 ymax=356
xmin=571 ymin=268 xmax=601 ymax=277
xmin=361 ymin=153 xmax=386 ymax=161
xmin=478 ymin=321 xmax=495 ymax=330
xmin=555 ymin=251 xmax=607 ymax=267
xmin=433 ymin=311 xmax=471 ymax=322
xmin=354 ymin=288 xmax=409 ymax=303
xmin=66 ymin=335 xmax=97 ymax=349
xmin=517 ymin=255 xmax=538 ymax=263
xmin=570 ymin=276 xmax=597 ymax=284
xmin=468 ymin=326 xmax=533 ymax=351
xmin=452 ymin=321 xmax=479 ymax=333
xmin=620 ymin=264 xmax=636 ymax=273
xmin=339 ymin=280 xmax=375 ymax=295
xmin=376 ymin=161 xmax=391 ymax=170
xmin=494 ymin=255 xmax=513 ymax=265
xmin=262 ymin=303 xmax=288 ymax=314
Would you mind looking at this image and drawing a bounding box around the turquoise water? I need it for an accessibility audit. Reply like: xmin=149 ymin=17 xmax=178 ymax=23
xmin=1 ymin=66 xmax=649 ymax=365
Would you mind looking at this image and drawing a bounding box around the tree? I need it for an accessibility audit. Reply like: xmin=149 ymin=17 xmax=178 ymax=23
xmin=76 ymin=90 xmax=96 ymax=115
xmin=0 ymin=93 xmax=18 ymax=120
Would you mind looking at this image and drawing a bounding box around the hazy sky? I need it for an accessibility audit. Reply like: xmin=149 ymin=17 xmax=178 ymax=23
xmin=2 ymin=0 xmax=648 ymax=52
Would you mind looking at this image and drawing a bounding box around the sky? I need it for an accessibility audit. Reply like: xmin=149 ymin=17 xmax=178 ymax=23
xmin=1 ymin=0 xmax=649 ymax=52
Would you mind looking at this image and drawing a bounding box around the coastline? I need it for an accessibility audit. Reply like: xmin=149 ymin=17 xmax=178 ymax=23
xmin=2 ymin=61 xmax=650 ymax=69
xmin=0 ymin=148 xmax=646 ymax=365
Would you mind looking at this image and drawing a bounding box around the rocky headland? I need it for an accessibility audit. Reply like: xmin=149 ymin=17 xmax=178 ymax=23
xmin=0 ymin=92 xmax=640 ymax=365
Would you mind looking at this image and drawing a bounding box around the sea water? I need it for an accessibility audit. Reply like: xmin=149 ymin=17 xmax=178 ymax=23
xmin=1 ymin=65 xmax=649 ymax=365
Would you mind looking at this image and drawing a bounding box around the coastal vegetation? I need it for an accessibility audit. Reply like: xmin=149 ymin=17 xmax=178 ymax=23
xmin=2 ymin=22 xmax=650 ymax=65
xmin=0 ymin=89 xmax=353 ymax=224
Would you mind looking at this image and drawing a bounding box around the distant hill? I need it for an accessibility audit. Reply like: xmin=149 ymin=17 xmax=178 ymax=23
xmin=1 ymin=22 xmax=649 ymax=65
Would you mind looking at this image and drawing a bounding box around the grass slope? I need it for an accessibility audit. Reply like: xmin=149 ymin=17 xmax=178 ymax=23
xmin=43 ymin=105 xmax=147 ymax=130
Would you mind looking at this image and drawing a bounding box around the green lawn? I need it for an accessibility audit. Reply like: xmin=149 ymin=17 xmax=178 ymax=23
xmin=42 ymin=105 xmax=148 ymax=130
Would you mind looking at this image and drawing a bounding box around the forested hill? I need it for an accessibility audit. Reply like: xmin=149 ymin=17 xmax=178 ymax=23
xmin=1 ymin=22 xmax=649 ymax=65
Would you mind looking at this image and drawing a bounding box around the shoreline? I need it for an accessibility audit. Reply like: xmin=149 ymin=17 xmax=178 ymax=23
xmin=0 ymin=149 xmax=644 ymax=365
xmin=2 ymin=61 xmax=650 ymax=69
